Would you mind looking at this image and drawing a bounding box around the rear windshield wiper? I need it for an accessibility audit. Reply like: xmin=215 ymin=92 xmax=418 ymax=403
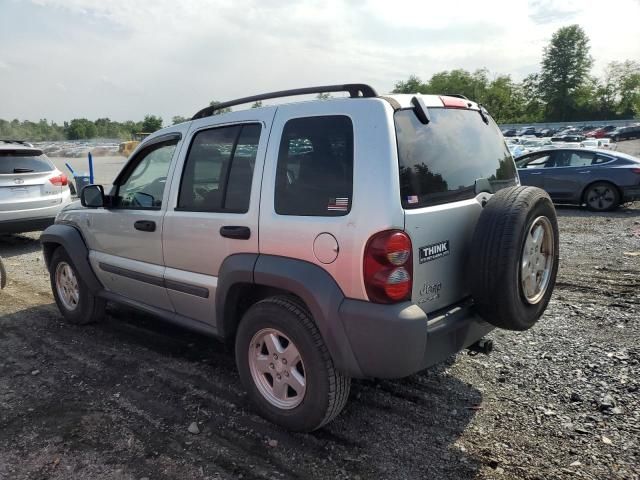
xmin=13 ymin=168 xmax=34 ymax=173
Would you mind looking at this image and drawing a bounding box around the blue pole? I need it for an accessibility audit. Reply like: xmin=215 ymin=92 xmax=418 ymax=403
xmin=65 ymin=162 xmax=75 ymax=175
xmin=88 ymin=152 xmax=94 ymax=184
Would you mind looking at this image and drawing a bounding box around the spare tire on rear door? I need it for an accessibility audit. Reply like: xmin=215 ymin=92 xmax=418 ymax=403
xmin=469 ymin=186 xmax=559 ymax=331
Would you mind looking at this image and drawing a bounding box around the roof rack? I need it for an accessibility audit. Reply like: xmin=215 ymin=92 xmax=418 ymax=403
xmin=0 ymin=139 xmax=34 ymax=147
xmin=192 ymin=83 xmax=378 ymax=120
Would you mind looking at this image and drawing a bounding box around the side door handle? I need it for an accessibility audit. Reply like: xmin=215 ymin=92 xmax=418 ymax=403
xmin=577 ymin=170 xmax=591 ymax=174
xmin=529 ymin=172 xmax=542 ymax=175
xmin=220 ymin=226 xmax=251 ymax=240
xmin=134 ymin=220 xmax=156 ymax=232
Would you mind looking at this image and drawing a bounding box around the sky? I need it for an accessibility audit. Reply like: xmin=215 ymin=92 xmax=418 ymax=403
xmin=1 ymin=0 xmax=639 ymax=123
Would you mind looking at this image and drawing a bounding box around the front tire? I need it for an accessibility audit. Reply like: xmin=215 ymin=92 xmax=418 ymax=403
xmin=49 ymin=247 xmax=105 ymax=325
xmin=235 ymin=296 xmax=350 ymax=432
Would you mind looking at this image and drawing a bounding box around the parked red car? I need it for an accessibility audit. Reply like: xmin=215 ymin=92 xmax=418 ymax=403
xmin=586 ymin=125 xmax=616 ymax=138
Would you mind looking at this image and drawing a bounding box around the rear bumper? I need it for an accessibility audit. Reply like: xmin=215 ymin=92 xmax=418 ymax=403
xmin=0 ymin=196 xmax=70 ymax=233
xmin=0 ymin=216 xmax=56 ymax=234
xmin=339 ymin=298 xmax=494 ymax=379
xmin=622 ymin=186 xmax=640 ymax=203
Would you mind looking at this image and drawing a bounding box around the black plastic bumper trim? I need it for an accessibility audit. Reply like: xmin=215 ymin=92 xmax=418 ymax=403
xmin=99 ymin=262 xmax=209 ymax=298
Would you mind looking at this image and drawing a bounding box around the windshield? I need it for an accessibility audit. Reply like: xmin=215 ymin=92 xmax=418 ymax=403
xmin=0 ymin=150 xmax=53 ymax=174
xmin=395 ymin=108 xmax=517 ymax=209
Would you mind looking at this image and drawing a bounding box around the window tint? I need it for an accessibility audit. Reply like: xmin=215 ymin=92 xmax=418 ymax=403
xmin=395 ymin=108 xmax=517 ymax=208
xmin=517 ymin=153 xmax=551 ymax=169
xmin=178 ymin=124 xmax=260 ymax=213
xmin=0 ymin=150 xmax=53 ymax=174
xmin=275 ymin=116 xmax=353 ymax=216
xmin=593 ymin=155 xmax=614 ymax=165
xmin=552 ymin=150 xmax=594 ymax=168
xmin=116 ymin=141 xmax=176 ymax=209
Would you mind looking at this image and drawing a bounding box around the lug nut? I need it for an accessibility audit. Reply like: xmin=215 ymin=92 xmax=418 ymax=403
xmin=276 ymin=374 xmax=281 ymax=380
xmin=273 ymin=354 xmax=278 ymax=360
xmin=269 ymin=363 xmax=274 ymax=369
xmin=284 ymin=371 xmax=289 ymax=377
xmin=282 ymin=359 xmax=287 ymax=365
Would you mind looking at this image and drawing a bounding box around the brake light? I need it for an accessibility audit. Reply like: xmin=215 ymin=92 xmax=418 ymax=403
xmin=49 ymin=173 xmax=68 ymax=186
xmin=439 ymin=95 xmax=471 ymax=109
xmin=364 ymin=230 xmax=413 ymax=303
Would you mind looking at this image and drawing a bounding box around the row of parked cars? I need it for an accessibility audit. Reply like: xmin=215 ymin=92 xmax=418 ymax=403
xmin=506 ymin=135 xmax=615 ymax=157
xmin=35 ymin=141 xmax=120 ymax=158
xmin=502 ymin=124 xmax=640 ymax=142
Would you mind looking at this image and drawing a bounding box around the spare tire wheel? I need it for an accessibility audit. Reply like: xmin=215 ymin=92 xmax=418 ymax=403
xmin=469 ymin=186 xmax=559 ymax=331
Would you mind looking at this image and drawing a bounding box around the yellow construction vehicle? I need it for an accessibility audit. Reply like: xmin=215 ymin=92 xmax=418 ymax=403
xmin=118 ymin=132 xmax=151 ymax=157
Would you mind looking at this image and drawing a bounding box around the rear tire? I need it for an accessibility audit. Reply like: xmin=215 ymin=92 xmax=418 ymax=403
xmin=49 ymin=247 xmax=105 ymax=325
xmin=469 ymin=186 xmax=559 ymax=331
xmin=583 ymin=181 xmax=620 ymax=212
xmin=235 ymin=296 xmax=350 ymax=432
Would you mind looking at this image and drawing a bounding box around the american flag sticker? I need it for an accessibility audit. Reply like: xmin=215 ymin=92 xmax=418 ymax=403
xmin=407 ymin=195 xmax=419 ymax=204
xmin=328 ymin=197 xmax=349 ymax=211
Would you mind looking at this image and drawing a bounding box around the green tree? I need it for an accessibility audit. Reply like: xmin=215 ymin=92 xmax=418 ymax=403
xmin=66 ymin=119 xmax=97 ymax=140
xmin=316 ymin=93 xmax=332 ymax=100
xmin=392 ymin=75 xmax=427 ymax=94
xmin=209 ymin=100 xmax=232 ymax=115
xmin=172 ymin=115 xmax=188 ymax=125
xmin=606 ymin=60 xmax=640 ymax=117
xmin=539 ymin=25 xmax=593 ymax=121
xmin=251 ymin=101 xmax=263 ymax=108
xmin=141 ymin=115 xmax=163 ymax=132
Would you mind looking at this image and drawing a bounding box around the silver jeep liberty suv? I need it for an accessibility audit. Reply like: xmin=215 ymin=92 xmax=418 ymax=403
xmin=42 ymin=84 xmax=559 ymax=431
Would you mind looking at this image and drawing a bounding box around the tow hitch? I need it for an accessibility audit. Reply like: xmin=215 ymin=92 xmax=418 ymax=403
xmin=467 ymin=338 xmax=493 ymax=355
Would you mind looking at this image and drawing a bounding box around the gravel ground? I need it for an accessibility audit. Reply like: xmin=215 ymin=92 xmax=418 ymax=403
xmin=1 ymin=142 xmax=639 ymax=480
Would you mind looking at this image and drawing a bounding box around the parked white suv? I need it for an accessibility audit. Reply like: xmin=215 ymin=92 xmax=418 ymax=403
xmin=0 ymin=140 xmax=72 ymax=233
xmin=42 ymin=84 xmax=559 ymax=431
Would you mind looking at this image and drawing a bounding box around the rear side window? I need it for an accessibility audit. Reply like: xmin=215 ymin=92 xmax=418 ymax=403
xmin=0 ymin=150 xmax=53 ymax=174
xmin=275 ymin=115 xmax=353 ymax=216
xmin=549 ymin=150 xmax=593 ymax=167
xmin=395 ymin=108 xmax=517 ymax=208
xmin=178 ymin=124 xmax=261 ymax=213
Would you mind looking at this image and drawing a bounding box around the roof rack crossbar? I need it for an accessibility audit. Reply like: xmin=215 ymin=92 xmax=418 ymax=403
xmin=0 ymin=139 xmax=34 ymax=147
xmin=192 ymin=83 xmax=378 ymax=120
xmin=0 ymin=140 xmax=32 ymax=145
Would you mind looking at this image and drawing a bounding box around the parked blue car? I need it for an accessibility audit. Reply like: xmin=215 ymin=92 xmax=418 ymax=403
xmin=516 ymin=148 xmax=640 ymax=211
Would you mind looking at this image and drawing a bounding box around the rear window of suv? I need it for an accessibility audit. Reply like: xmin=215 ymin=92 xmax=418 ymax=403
xmin=0 ymin=150 xmax=53 ymax=174
xmin=395 ymin=108 xmax=517 ymax=208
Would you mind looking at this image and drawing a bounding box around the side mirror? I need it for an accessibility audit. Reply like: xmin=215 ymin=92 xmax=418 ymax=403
xmin=81 ymin=184 xmax=105 ymax=208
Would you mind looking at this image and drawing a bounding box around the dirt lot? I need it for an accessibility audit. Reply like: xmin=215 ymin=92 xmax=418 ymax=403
xmin=1 ymin=144 xmax=639 ymax=480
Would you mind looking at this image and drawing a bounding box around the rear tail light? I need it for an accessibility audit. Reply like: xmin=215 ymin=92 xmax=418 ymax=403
xmin=364 ymin=230 xmax=413 ymax=303
xmin=49 ymin=173 xmax=68 ymax=186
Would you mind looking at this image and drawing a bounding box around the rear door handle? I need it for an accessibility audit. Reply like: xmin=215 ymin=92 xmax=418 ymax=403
xmin=577 ymin=170 xmax=591 ymax=174
xmin=220 ymin=226 xmax=251 ymax=240
xmin=529 ymin=172 xmax=542 ymax=175
xmin=134 ymin=220 xmax=156 ymax=232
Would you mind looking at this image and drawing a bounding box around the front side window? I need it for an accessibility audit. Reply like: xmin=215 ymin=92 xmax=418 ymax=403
xmin=516 ymin=152 xmax=552 ymax=169
xmin=275 ymin=115 xmax=353 ymax=216
xmin=115 ymin=141 xmax=177 ymax=209
xmin=177 ymin=124 xmax=261 ymax=213
xmin=395 ymin=108 xmax=517 ymax=208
